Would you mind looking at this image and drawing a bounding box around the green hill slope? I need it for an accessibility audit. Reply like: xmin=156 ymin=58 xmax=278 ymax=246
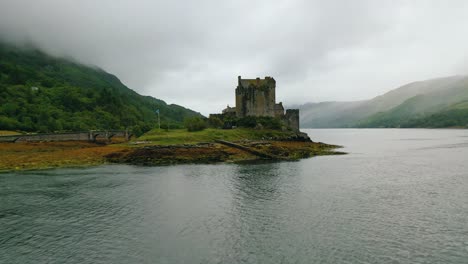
xmin=293 ymin=101 xmax=365 ymax=128
xmin=299 ymin=75 xmax=468 ymax=128
xmin=399 ymin=100 xmax=468 ymax=128
xmin=0 ymin=42 xmax=201 ymax=134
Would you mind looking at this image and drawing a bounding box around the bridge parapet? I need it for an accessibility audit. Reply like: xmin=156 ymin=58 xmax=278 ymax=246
xmin=0 ymin=130 xmax=133 ymax=143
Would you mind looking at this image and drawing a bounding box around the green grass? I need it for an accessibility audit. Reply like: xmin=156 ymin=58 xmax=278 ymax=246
xmin=0 ymin=130 xmax=21 ymax=136
xmin=137 ymin=128 xmax=298 ymax=145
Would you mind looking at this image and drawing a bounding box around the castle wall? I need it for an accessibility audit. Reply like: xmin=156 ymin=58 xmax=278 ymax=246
xmin=235 ymin=88 xmax=245 ymax=117
xmin=235 ymin=77 xmax=276 ymax=117
xmin=234 ymin=76 xmax=300 ymax=131
xmin=285 ymin=109 xmax=300 ymax=131
xmin=274 ymin=103 xmax=284 ymax=118
xmin=0 ymin=130 xmax=132 ymax=142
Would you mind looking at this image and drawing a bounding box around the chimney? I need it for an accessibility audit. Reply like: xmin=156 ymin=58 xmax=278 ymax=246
xmin=256 ymin=77 xmax=260 ymax=86
xmin=238 ymin=76 xmax=241 ymax=85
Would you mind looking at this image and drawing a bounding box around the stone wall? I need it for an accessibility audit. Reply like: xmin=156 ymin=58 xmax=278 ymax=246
xmin=284 ymin=109 xmax=300 ymax=131
xmin=235 ymin=76 xmax=276 ymax=117
xmin=0 ymin=130 xmax=132 ymax=143
xmin=230 ymin=76 xmax=301 ymax=132
xmin=274 ymin=102 xmax=285 ymax=118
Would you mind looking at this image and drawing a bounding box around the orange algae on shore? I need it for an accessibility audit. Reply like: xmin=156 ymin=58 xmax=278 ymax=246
xmin=0 ymin=141 xmax=125 ymax=171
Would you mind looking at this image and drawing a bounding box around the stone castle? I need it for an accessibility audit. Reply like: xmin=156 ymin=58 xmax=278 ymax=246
xmin=219 ymin=76 xmax=300 ymax=131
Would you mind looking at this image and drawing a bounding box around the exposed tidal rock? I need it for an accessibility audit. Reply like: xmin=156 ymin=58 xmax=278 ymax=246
xmin=105 ymin=144 xmax=231 ymax=165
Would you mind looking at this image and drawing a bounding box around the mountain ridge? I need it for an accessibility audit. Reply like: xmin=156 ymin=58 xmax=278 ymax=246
xmin=0 ymin=42 xmax=201 ymax=135
xmin=298 ymin=75 xmax=468 ymax=128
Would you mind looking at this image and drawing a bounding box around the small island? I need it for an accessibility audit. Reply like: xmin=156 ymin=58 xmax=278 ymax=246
xmin=0 ymin=76 xmax=343 ymax=172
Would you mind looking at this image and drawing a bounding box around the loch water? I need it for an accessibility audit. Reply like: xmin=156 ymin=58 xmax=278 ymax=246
xmin=1 ymin=129 xmax=468 ymax=264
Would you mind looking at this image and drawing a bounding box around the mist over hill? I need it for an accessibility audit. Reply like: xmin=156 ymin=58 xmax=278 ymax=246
xmin=297 ymin=75 xmax=468 ymax=128
xmin=0 ymin=42 xmax=201 ymax=135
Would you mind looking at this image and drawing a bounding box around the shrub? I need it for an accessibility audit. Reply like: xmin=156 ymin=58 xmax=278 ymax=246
xmin=237 ymin=116 xmax=283 ymax=130
xmin=236 ymin=116 xmax=257 ymax=128
xmin=208 ymin=116 xmax=224 ymax=128
xmin=184 ymin=116 xmax=207 ymax=132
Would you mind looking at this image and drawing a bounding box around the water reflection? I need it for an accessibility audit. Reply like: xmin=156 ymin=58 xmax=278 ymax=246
xmin=232 ymin=162 xmax=281 ymax=199
xmin=219 ymin=163 xmax=287 ymax=262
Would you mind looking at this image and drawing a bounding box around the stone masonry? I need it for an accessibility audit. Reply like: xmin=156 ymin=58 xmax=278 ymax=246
xmin=221 ymin=76 xmax=300 ymax=131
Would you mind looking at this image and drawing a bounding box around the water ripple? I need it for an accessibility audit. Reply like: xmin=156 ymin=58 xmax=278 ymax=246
xmin=1 ymin=130 xmax=468 ymax=263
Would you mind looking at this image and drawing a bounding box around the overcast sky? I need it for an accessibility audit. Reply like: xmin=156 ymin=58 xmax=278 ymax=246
xmin=1 ymin=0 xmax=468 ymax=115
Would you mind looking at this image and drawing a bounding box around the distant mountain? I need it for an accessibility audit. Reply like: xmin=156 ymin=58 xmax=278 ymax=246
xmin=0 ymin=42 xmax=201 ymax=134
xmin=298 ymin=75 xmax=468 ymax=128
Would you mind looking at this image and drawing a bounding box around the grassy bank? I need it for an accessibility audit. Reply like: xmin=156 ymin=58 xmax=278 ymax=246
xmin=138 ymin=128 xmax=302 ymax=145
xmin=0 ymin=128 xmax=343 ymax=172
xmin=0 ymin=130 xmax=21 ymax=136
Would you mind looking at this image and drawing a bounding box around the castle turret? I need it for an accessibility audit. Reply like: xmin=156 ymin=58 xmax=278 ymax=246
xmin=285 ymin=109 xmax=300 ymax=131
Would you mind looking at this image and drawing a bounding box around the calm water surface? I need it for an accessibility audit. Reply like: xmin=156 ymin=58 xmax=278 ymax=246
xmin=1 ymin=129 xmax=468 ymax=263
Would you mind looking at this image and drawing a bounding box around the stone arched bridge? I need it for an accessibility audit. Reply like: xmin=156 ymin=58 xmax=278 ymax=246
xmin=0 ymin=130 xmax=133 ymax=143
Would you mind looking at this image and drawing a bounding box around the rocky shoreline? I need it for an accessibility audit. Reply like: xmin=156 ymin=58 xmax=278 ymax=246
xmin=0 ymin=139 xmax=343 ymax=172
xmin=0 ymin=129 xmax=345 ymax=172
xmin=105 ymin=140 xmax=344 ymax=166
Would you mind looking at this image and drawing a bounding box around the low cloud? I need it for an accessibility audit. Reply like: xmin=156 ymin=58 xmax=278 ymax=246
xmin=2 ymin=0 xmax=468 ymax=115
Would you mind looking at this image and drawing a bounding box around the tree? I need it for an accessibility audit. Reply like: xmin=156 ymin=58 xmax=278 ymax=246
xmin=184 ymin=116 xmax=207 ymax=132
xmin=208 ymin=116 xmax=223 ymax=128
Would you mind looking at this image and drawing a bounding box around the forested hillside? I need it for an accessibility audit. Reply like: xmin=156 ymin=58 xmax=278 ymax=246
xmin=0 ymin=42 xmax=201 ymax=134
xmin=298 ymin=76 xmax=468 ymax=128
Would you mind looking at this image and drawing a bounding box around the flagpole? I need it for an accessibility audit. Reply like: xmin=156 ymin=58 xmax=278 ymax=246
xmin=156 ymin=109 xmax=160 ymax=131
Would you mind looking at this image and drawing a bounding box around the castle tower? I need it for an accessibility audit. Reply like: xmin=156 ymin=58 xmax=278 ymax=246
xmin=285 ymin=109 xmax=300 ymax=131
xmin=235 ymin=76 xmax=276 ymax=117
